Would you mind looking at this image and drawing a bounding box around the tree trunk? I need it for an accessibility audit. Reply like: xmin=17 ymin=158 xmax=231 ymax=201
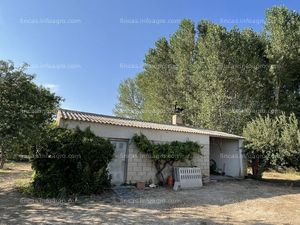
xmin=154 ymin=161 xmax=170 ymax=185
xmin=154 ymin=164 xmax=162 ymax=185
xmin=251 ymin=158 xmax=265 ymax=179
xmin=154 ymin=161 xmax=164 ymax=185
xmin=274 ymin=78 xmax=280 ymax=110
xmin=0 ymin=146 xmax=5 ymax=169
xmin=251 ymin=158 xmax=260 ymax=179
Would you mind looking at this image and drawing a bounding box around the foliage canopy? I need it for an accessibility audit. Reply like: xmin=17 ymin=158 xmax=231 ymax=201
xmin=0 ymin=60 xmax=62 ymax=168
xmin=243 ymin=113 xmax=300 ymax=178
xmin=31 ymin=127 xmax=115 ymax=198
xmin=115 ymin=6 xmax=300 ymax=136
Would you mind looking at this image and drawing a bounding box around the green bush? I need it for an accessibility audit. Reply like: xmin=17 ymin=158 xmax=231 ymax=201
xmin=31 ymin=127 xmax=114 ymax=198
xmin=243 ymin=113 xmax=300 ymax=178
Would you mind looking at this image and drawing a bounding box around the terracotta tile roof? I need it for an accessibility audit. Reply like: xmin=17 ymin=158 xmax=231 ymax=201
xmin=58 ymin=109 xmax=243 ymax=139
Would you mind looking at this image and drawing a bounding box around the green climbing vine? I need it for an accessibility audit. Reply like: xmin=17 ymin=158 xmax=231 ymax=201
xmin=132 ymin=133 xmax=202 ymax=184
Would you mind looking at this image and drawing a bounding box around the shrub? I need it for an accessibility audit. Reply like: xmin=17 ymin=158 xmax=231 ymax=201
xmin=31 ymin=127 xmax=114 ymax=198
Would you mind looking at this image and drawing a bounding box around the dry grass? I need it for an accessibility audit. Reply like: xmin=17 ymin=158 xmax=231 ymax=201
xmin=263 ymin=169 xmax=300 ymax=181
xmin=0 ymin=162 xmax=33 ymax=191
xmin=246 ymin=167 xmax=300 ymax=186
xmin=1 ymin=162 xmax=300 ymax=225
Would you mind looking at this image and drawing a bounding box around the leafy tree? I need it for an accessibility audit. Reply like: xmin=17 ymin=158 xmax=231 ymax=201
xmin=169 ymin=19 xmax=197 ymax=123
xmin=278 ymin=114 xmax=300 ymax=170
xmin=264 ymin=6 xmax=300 ymax=117
xmin=113 ymin=77 xmax=144 ymax=119
xmin=139 ymin=37 xmax=177 ymax=122
xmin=243 ymin=113 xmax=300 ymax=178
xmin=133 ymin=133 xmax=202 ymax=184
xmin=243 ymin=115 xmax=280 ymax=178
xmin=115 ymin=20 xmax=268 ymax=134
xmin=187 ymin=21 xmax=269 ymax=133
xmin=0 ymin=60 xmax=61 ymax=168
xmin=115 ymin=20 xmax=196 ymax=123
xmin=115 ymin=6 xmax=300 ymax=137
xmin=193 ymin=21 xmax=232 ymax=130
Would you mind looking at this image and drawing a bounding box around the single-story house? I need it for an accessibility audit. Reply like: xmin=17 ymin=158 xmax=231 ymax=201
xmin=57 ymin=109 xmax=246 ymax=185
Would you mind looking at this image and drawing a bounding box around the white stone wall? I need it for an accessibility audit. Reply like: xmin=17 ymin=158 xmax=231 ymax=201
xmin=59 ymin=119 xmax=210 ymax=183
xmin=126 ymin=142 xmax=156 ymax=183
xmin=126 ymin=142 xmax=209 ymax=183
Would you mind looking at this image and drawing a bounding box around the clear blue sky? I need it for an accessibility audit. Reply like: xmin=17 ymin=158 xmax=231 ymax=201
xmin=0 ymin=0 xmax=299 ymax=115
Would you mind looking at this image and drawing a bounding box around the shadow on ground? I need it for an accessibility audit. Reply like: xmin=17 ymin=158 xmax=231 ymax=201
xmin=1 ymin=179 xmax=299 ymax=225
xmin=1 ymin=163 xmax=299 ymax=224
xmin=260 ymin=177 xmax=300 ymax=187
xmin=0 ymin=189 xmax=275 ymax=225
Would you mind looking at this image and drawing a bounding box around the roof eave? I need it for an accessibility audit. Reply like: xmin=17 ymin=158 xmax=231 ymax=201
xmin=58 ymin=116 xmax=244 ymax=140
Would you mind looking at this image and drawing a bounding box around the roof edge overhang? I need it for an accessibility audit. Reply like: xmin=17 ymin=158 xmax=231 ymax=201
xmin=57 ymin=108 xmax=244 ymax=140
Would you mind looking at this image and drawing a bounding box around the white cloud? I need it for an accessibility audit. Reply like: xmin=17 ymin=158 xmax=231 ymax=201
xmin=44 ymin=84 xmax=59 ymax=92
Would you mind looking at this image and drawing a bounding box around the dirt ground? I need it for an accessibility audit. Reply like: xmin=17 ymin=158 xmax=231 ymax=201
xmin=0 ymin=162 xmax=300 ymax=225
